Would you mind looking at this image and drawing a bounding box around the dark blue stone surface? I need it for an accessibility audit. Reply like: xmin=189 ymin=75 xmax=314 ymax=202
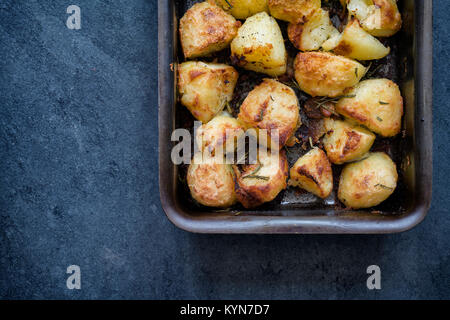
xmin=0 ymin=0 xmax=448 ymax=299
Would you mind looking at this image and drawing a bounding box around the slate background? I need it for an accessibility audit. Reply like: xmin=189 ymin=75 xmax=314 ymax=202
xmin=0 ymin=0 xmax=448 ymax=299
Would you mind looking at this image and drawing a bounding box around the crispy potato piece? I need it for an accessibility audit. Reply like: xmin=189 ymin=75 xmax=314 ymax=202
xmin=322 ymin=19 xmax=390 ymax=60
xmin=347 ymin=0 xmax=402 ymax=37
xmin=238 ymin=79 xmax=300 ymax=149
xmin=233 ymin=150 xmax=288 ymax=208
xmin=268 ymin=0 xmax=321 ymax=24
xmin=179 ymin=1 xmax=241 ymax=58
xmin=338 ymin=152 xmax=398 ymax=209
xmin=187 ymin=152 xmax=237 ymax=208
xmin=215 ymin=0 xmax=269 ymax=19
xmin=287 ymin=9 xmax=340 ymax=51
xmin=230 ymin=12 xmax=287 ymax=76
xmin=178 ymin=61 xmax=239 ymax=123
xmin=289 ymin=148 xmax=333 ymax=199
xmin=294 ymin=51 xmax=366 ymax=97
xmin=335 ymin=78 xmax=403 ymax=137
xmin=322 ymin=118 xmax=375 ymax=164
xmin=195 ymin=112 xmax=245 ymax=156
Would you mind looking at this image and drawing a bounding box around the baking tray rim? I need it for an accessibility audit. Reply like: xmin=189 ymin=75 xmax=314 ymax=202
xmin=157 ymin=0 xmax=433 ymax=234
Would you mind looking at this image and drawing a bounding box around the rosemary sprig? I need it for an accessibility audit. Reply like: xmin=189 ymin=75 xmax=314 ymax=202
xmin=243 ymin=175 xmax=270 ymax=181
xmin=242 ymin=163 xmax=269 ymax=180
xmin=225 ymin=101 xmax=233 ymax=114
xmin=374 ymin=184 xmax=394 ymax=190
xmin=310 ymin=94 xmax=356 ymax=110
xmin=365 ymin=63 xmax=382 ymax=79
xmin=224 ymin=0 xmax=233 ymax=9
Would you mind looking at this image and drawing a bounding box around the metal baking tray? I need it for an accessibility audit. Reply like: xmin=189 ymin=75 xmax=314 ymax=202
xmin=158 ymin=0 xmax=433 ymax=234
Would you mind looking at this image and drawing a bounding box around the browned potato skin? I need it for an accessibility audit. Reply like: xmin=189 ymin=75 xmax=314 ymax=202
xmin=294 ymin=51 xmax=366 ymax=97
xmin=268 ymin=0 xmax=321 ymax=24
xmin=287 ymin=9 xmax=338 ymax=51
xmin=178 ymin=61 xmax=239 ymax=123
xmin=215 ymin=0 xmax=269 ymax=19
xmin=195 ymin=113 xmax=244 ymax=156
xmin=347 ymin=0 xmax=402 ymax=37
xmin=238 ymin=79 xmax=300 ymax=149
xmin=323 ymin=118 xmax=376 ymax=164
xmin=187 ymin=153 xmax=237 ymax=208
xmin=288 ymin=148 xmax=333 ymax=199
xmin=233 ymin=150 xmax=289 ymax=208
xmin=338 ymin=152 xmax=398 ymax=209
xmin=230 ymin=12 xmax=287 ymax=76
xmin=369 ymin=0 xmax=402 ymax=37
xmin=179 ymin=1 xmax=241 ymax=59
xmin=327 ymin=19 xmax=390 ymax=60
xmin=336 ymin=79 xmax=403 ymax=137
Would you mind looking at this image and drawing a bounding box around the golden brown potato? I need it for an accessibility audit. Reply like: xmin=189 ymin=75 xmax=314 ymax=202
xmin=322 ymin=118 xmax=376 ymax=164
xmin=338 ymin=152 xmax=398 ymax=209
xmin=178 ymin=61 xmax=239 ymax=123
xmin=238 ymin=79 xmax=300 ymax=149
xmin=288 ymin=148 xmax=333 ymax=199
xmin=294 ymin=52 xmax=366 ymax=97
xmin=335 ymin=78 xmax=403 ymax=137
xmin=179 ymin=1 xmax=241 ymax=58
xmin=322 ymin=18 xmax=390 ymax=60
xmin=233 ymin=150 xmax=289 ymax=208
xmin=195 ymin=112 xmax=245 ymax=156
xmin=187 ymin=152 xmax=237 ymax=208
xmin=268 ymin=0 xmax=321 ymax=24
xmin=230 ymin=12 xmax=287 ymax=76
xmin=215 ymin=0 xmax=268 ymax=19
xmin=347 ymin=0 xmax=402 ymax=37
xmin=287 ymin=8 xmax=339 ymax=51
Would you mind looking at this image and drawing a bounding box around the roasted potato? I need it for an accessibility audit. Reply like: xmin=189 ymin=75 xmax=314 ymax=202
xmin=287 ymin=8 xmax=339 ymax=51
xmin=187 ymin=152 xmax=237 ymax=208
xmin=336 ymin=78 xmax=403 ymax=137
xmin=179 ymin=1 xmax=241 ymax=58
xmin=230 ymin=12 xmax=287 ymax=76
xmin=288 ymin=148 xmax=333 ymax=199
xmin=322 ymin=118 xmax=376 ymax=164
xmin=238 ymin=79 xmax=300 ymax=149
xmin=233 ymin=150 xmax=289 ymax=208
xmin=215 ymin=0 xmax=269 ymax=19
xmin=338 ymin=152 xmax=398 ymax=209
xmin=347 ymin=0 xmax=402 ymax=37
xmin=322 ymin=18 xmax=390 ymax=60
xmin=195 ymin=112 xmax=245 ymax=156
xmin=294 ymin=51 xmax=366 ymax=97
xmin=178 ymin=61 xmax=239 ymax=123
xmin=268 ymin=0 xmax=321 ymax=24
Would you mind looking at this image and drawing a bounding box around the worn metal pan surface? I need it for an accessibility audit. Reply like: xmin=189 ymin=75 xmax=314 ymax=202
xmin=158 ymin=0 xmax=433 ymax=234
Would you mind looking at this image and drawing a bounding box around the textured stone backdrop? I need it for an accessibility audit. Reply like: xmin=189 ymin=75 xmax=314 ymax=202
xmin=0 ymin=0 xmax=448 ymax=299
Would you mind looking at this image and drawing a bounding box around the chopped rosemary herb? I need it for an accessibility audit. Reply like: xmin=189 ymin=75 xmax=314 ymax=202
xmin=310 ymin=95 xmax=356 ymax=110
xmin=270 ymin=95 xmax=274 ymax=101
xmin=259 ymin=108 xmax=264 ymax=121
xmin=379 ymin=101 xmax=389 ymax=105
xmin=224 ymin=0 xmax=233 ymax=9
xmin=226 ymin=101 xmax=233 ymax=114
xmin=355 ymin=67 xmax=358 ymax=78
xmin=242 ymin=175 xmax=270 ymax=181
xmin=374 ymin=184 xmax=394 ymax=190
xmin=376 ymin=116 xmax=383 ymax=122
xmin=246 ymin=163 xmax=262 ymax=177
